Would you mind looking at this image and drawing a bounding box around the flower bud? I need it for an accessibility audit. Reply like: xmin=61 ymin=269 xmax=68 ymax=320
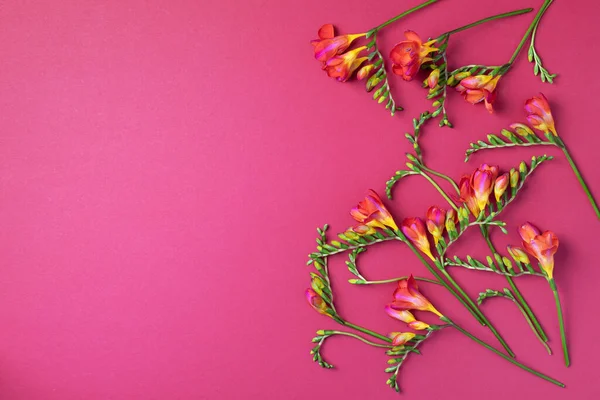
xmin=509 ymin=168 xmax=519 ymax=188
xmin=494 ymin=173 xmax=509 ymax=202
xmin=510 ymin=123 xmax=535 ymax=137
xmin=427 ymin=68 xmax=440 ymax=88
xmin=357 ymin=64 xmax=374 ymax=80
xmin=507 ymin=245 xmax=530 ymax=264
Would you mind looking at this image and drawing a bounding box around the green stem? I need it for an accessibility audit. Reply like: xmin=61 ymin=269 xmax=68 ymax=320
xmin=508 ymin=0 xmax=553 ymax=65
xmin=480 ymin=226 xmax=548 ymax=342
xmin=440 ymin=8 xmax=533 ymax=37
xmin=371 ymin=0 xmax=439 ymax=32
xmin=343 ymin=321 xmax=392 ymax=343
xmin=437 ymin=262 xmax=515 ymax=358
xmin=561 ymin=146 xmax=600 ymax=219
xmin=420 ymin=172 xmax=459 ymax=211
xmin=442 ymin=317 xmax=565 ymax=387
xmin=508 ymin=295 xmax=552 ymax=355
xmin=550 ymin=279 xmax=570 ymax=367
xmin=421 ymin=165 xmax=460 ymax=194
xmin=361 ymin=276 xmax=441 ymax=285
xmin=328 ymin=331 xmax=393 ymax=348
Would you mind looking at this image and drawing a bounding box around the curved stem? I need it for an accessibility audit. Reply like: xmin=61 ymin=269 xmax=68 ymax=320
xmin=442 ymin=317 xmax=565 ymax=387
xmin=508 ymin=296 xmax=552 ymax=355
xmin=343 ymin=321 xmax=392 ymax=343
xmin=420 ymin=172 xmax=459 ymax=211
xmin=507 ymin=0 xmax=553 ymax=65
xmin=561 ymin=146 xmax=600 ymax=219
xmin=420 ymin=165 xmax=460 ymax=194
xmin=371 ymin=0 xmax=439 ymax=32
xmin=362 ymin=276 xmax=441 ymax=285
xmin=480 ymin=225 xmax=548 ymax=342
xmin=440 ymin=8 xmax=533 ymax=37
xmin=327 ymin=331 xmax=393 ymax=348
xmin=549 ymin=279 xmax=570 ymax=367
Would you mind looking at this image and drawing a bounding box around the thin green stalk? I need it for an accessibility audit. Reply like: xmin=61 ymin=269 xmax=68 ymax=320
xmin=361 ymin=276 xmax=441 ymax=285
xmin=549 ymin=279 xmax=570 ymax=367
xmin=480 ymin=225 xmax=548 ymax=342
xmin=437 ymin=260 xmax=515 ymax=358
xmin=442 ymin=317 xmax=565 ymax=387
xmin=562 ymin=146 xmax=600 ymax=219
xmin=508 ymin=0 xmax=553 ymax=65
xmin=420 ymin=165 xmax=460 ymax=194
xmin=343 ymin=321 xmax=392 ymax=343
xmin=328 ymin=331 xmax=393 ymax=348
xmin=508 ymin=295 xmax=552 ymax=355
xmin=440 ymin=8 xmax=533 ymax=37
xmin=420 ymin=172 xmax=459 ymax=211
xmin=371 ymin=0 xmax=439 ymax=32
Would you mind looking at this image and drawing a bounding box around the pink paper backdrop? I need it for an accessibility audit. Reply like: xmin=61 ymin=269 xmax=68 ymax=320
xmin=0 ymin=0 xmax=598 ymax=398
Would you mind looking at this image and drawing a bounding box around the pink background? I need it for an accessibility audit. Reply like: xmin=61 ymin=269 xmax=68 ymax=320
xmin=0 ymin=0 xmax=598 ymax=398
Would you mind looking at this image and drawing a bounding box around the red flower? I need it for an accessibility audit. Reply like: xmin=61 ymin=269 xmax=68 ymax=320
xmin=311 ymin=24 xmax=365 ymax=63
xmin=388 ymin=275 xmax=443 ymax=317
xmin=456 ymin=75 xmax=500 ymax=113
xmin=323 ymin=46 xmax=368 ymax=82
xmin=518 ymin=222 xmax=559 ymax=279
xmin=389 ymin=31 xmax=437 ymax=81
xmin=350 ymin=190 xmax=399 ymax=231
xmin=525 ymin=93 xmax=557 ymax=136
xmin=401 ymin=217 xmax=435 ymax=260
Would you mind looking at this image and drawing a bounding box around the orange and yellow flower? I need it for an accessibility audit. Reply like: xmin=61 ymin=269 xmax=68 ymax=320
xmin=456 ymin=75 xmax=500 ymax=113
xmin=311 ymin=24 xmax=365 ymax=63
xmin=518 ymin=222 xmax=559 ymax=279
xmin=351 ymin=190 xmax=399 ymax=231
xmin=357 ymin=64 xmax=374 ymax=80
xmin=525 ymin=93 xmax=557 ymax=136
xmin=425 ymin=206 xmax=446 ymax=245
xmin=388 ymin=275 xmax=443 ymax=317
xmin=388 ymin=332 xmax=417 ymax=346
xmin=470 ymin=164 xmax=499 ymax=212
xmin=401 ymin=217 xmax=435 ymax=260
xmin=389 ymin=31 xmax=437 ymax=81
xmin=459 ymin=175 xmax=480 ymax=216
xmin=494 ymin=173 xmax=509 ymax=202
xmin=324 ymin=46 xmax=368 ymax=82
xmin=384 ymin=307 xmax=430 ymax=330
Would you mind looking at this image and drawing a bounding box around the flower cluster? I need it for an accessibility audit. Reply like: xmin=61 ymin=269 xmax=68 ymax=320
xmin=344 ymin=189 xmax=398 ymax=238
xmin=311 ymin=24 xmax=371 ymax=82
xmin=458 ymin=164 xmax=514 ymax=217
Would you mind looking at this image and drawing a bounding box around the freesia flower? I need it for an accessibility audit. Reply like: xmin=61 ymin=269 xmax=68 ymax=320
xmin=311 ymin=24 xmax=365 ymax=63
xmin=389 ymin=332 xmax=416 ymax=346
xmin=323 ymin=46 xmax=369 ymax=82
xmin=456 ymin=75 xmax=500 ymax=113
xmin=351 ymin=190 xmax=399 ymax=231
xmin=425 ymin=206 xmax=446 ymax=245
xmin=388 ymin=275 xmax=443 ymax=317
xmin=458 ymin=175 xmax=480 ymax=216
xmin=507 ymin=245 xmax=530 ymax=264
xmin=518 ymin=222 xmax=559 ymax=279
xmin=494 ymin=173 xmax=509 ymax=202
xmin=385 ymin=307 xmax=430 ymax=330
xmin=525 ymin=93 xmax=557 ymax=136
xmin=444 ymin=209 xmax=457 ymax=234
xmin=470 ymin=164 xmax=499 ymax=212
xmin=389 ymin=31 xmax=437 ymax=81
xmin=401 ymin=217 xmax=435 ymax=260
xmin=305 ymin=288 xmax=332 ymax=317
